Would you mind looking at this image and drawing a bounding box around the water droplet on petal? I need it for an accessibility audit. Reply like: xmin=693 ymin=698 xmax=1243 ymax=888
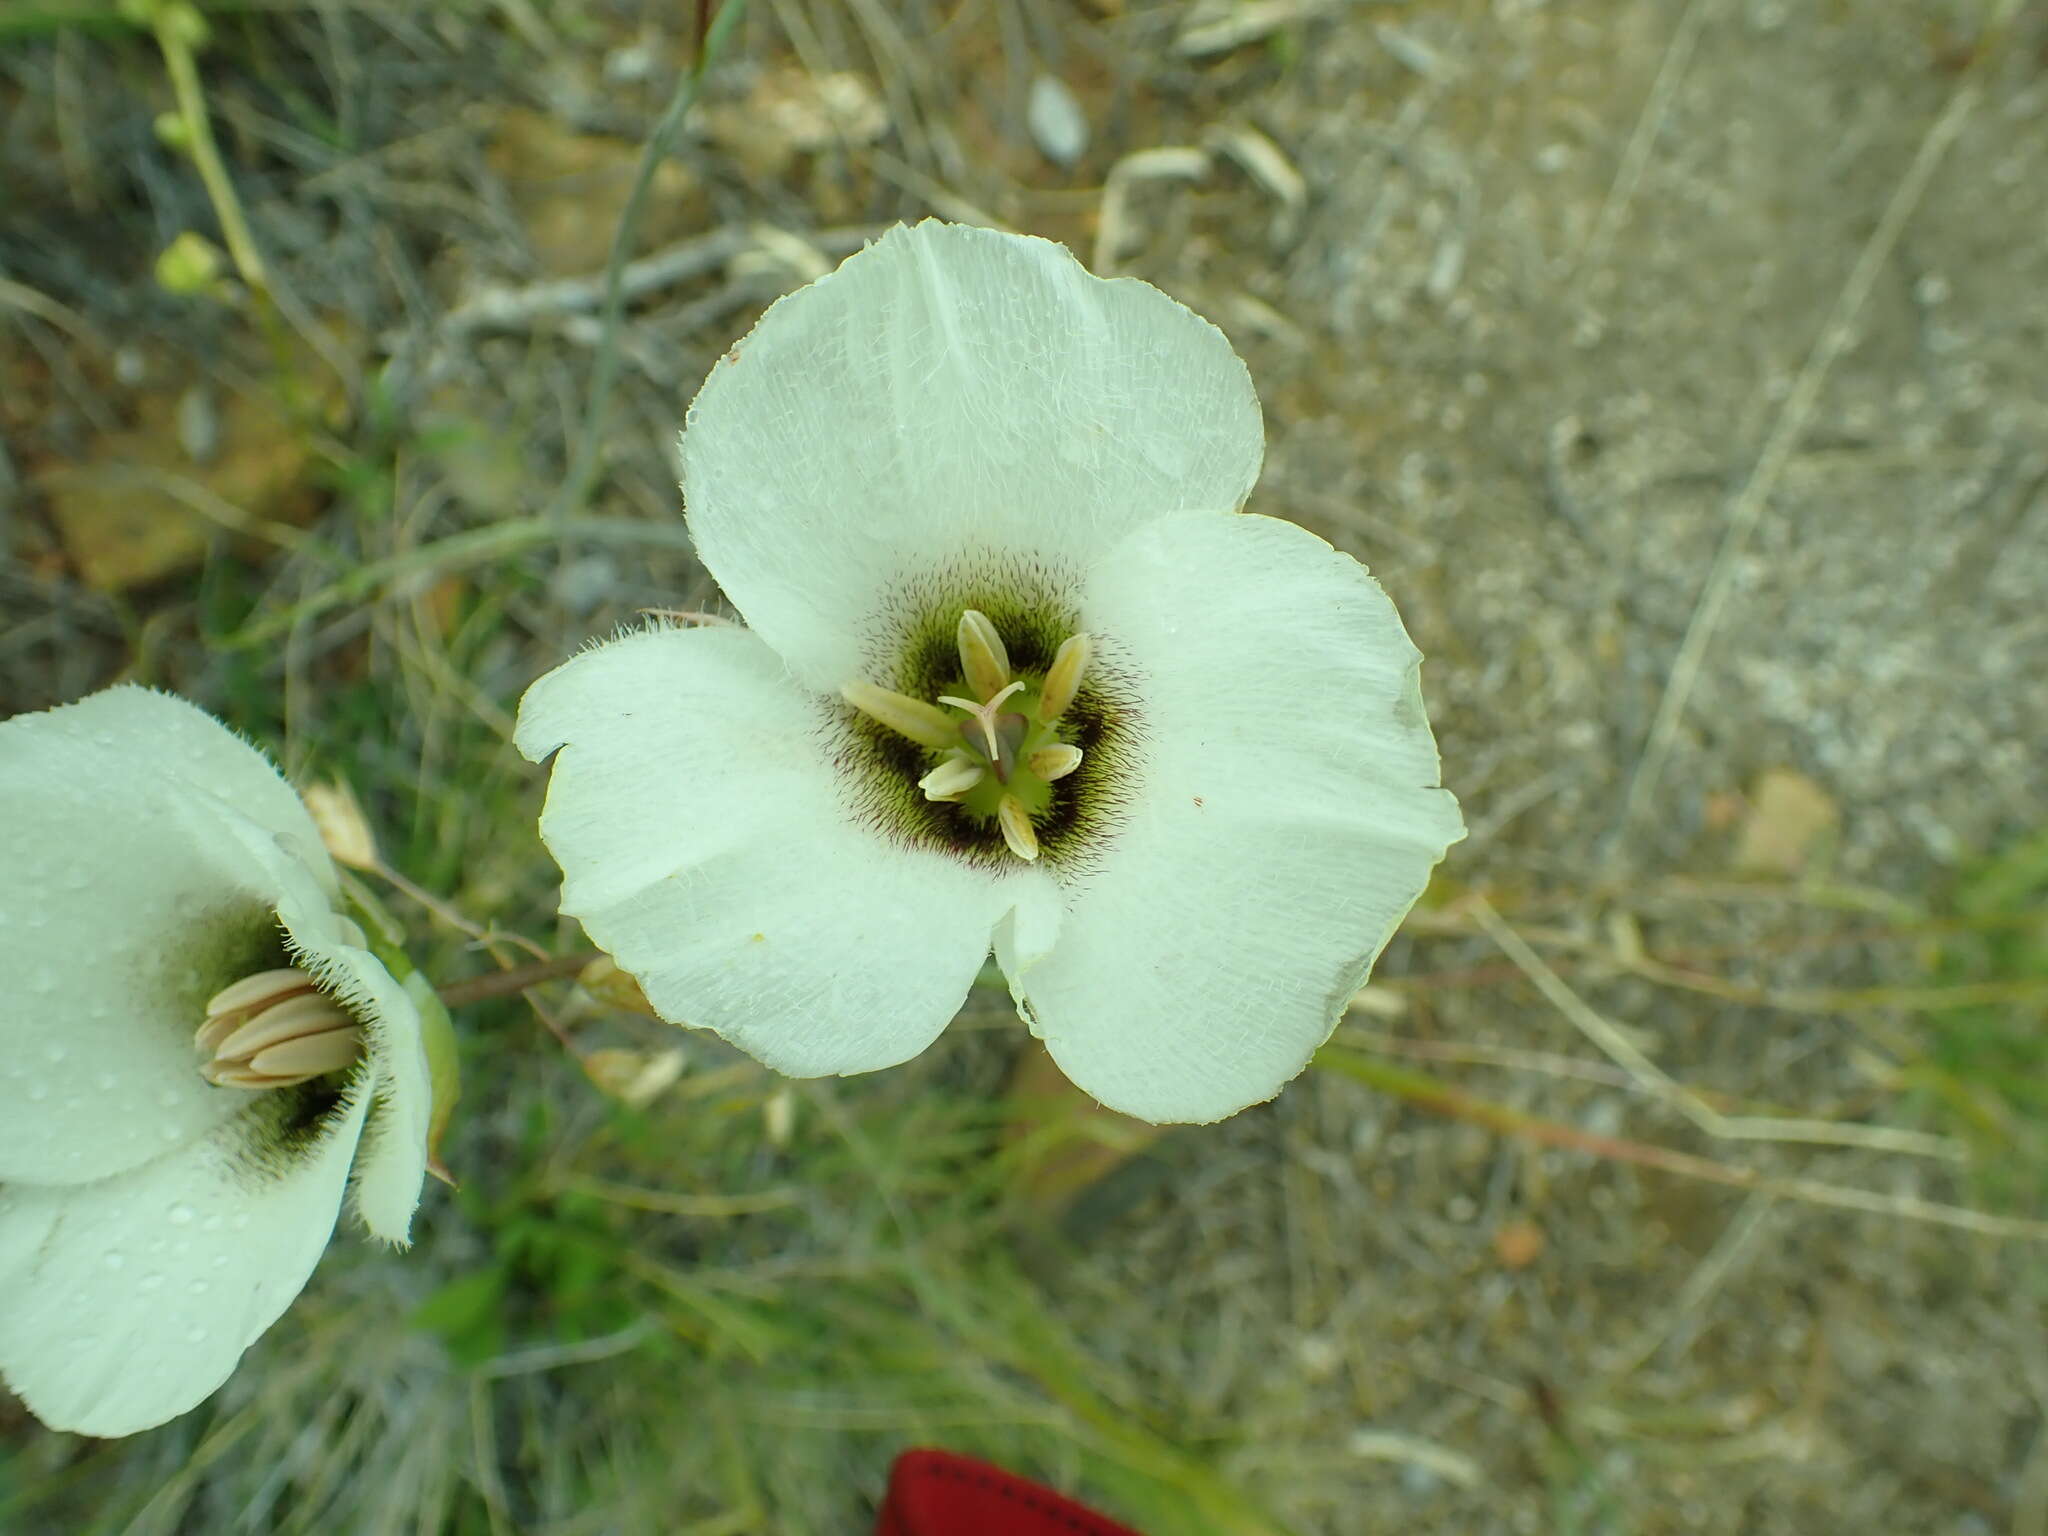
xmin=139 ymin=1272 xmax=164 ymax=1293
xmin=185 ymin=1326 xmax=208 ymax=1345
xmin=188 ymin=1279 xmax=209 ymax=1296
xmin=168 ymin=1204 xmax=194 ymax=1226
xmin=103 ymin=1252 xmax=125 ymax=1271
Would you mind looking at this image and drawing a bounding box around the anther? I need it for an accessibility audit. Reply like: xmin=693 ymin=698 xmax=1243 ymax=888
xmin=1039 ymin=633 xmax=1090 ymax=723
xmin=995 ymin=794 xmax=1041 ymax=862
xmin=955 ymin=609 xmax=1012 ymax=704
xmin=196 ymin=965 xmax=364 ymax=1091
xmin=202 ymin=967 xmax=317 ymax=1023
xmin=1026 ymin=743 xmax=1084 ymax=782
xmin=842 ymin=679 xmax=960 ymax=750
xmin=918 ymin=757 xmax=985 ymax=802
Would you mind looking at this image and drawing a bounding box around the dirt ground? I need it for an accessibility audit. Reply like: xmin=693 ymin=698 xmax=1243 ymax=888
xmin=3 ymin=1 xmax=2046 ymax=1532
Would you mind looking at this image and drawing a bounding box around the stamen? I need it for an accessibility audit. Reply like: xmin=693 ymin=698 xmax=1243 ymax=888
xmin=918 ymin=757 xmax=985 ymax=802
xmin=995 ymin=794 xmax=1040 ymax=862
xmin=203 ymin=967 xmax=317 ymax=1021
xmin=955 ymin=609 xmax=1012 ymax=703
xmin=1039 ymin=633 xmax=1091 ymax=723
xmin=842 ymin=679 xmax=960 ymax=750
xmin=214 ymin=993 xmax=354 ymax=1064
xmin=197 ymin=965 xmax=364 ymax=1091
xmin=245 ymin=1030 xmax=366 ymax=1081
xmin=1026 ymin=743 xmax=1084 ymax=781
xmin=938 ymin=680 xmax=1025 ymax=762
xmin=196 ymin=967 xmax=318 ymax=1051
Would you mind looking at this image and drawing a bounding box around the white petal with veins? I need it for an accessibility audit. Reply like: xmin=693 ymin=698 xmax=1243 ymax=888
xmin=1010 ymin=511 xmax=1465 ymax=1123
xmin=0 ymin=738 xmax=276 ymax=1185
xmin=681 ymin=221 xmax=1265 ymax=686
xmin=28 ymin=686 xmax=335 ymax=888
xmin=0 ymin=1083 xmax=371 ymax=1438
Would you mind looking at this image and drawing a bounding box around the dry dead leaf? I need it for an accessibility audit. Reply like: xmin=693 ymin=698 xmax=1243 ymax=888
xmin=695 ymin=67 xmax=887 ymax=183
xmin=42 ymin=382 xmax=322 ymax=592
xmin=579 ymin=955 xmax=657 ymax=1017
xmin=584 ymin=1047 xmax=687 ymax=1108
xmin=1493 ymin=1217 xmax=1546 ymax=1269
xmin=1731 ymin=768 xmax=1840 ymax=876
xmin=302 ymin=779 xmax=380 ymax=871
xmin=1004 ymin=1041 xmax=1166 ymax=1219
xmin=485 ymin=107 xmax=703 ymax=275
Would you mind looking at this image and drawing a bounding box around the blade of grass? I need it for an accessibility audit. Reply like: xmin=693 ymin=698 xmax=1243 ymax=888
xmin=1313 ymin=1043 xmax=2048 ymax=1241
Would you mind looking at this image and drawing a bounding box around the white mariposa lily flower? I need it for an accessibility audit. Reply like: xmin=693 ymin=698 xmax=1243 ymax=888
xmin=0 ymin=687 xmax=431 ymax=1437
xmin=517 ymin=220 xmax=1464 ymax=1124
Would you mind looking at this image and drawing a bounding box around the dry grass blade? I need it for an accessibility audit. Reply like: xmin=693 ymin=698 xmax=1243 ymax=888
xmin=1578 ymin=0 xmax=1718 ymax=273
xmin=1469 ymin=895 xmax=1965 ymax=1161
xmin=1316 ymin=1046 xmax=2048 ymax=1242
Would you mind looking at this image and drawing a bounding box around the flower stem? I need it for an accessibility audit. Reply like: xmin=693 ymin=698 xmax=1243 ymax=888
xmin=146 ymin=2 xmax=305 ymax=406
xmin=550 ymin=0 xmax=752 ymax=528
xmin=435 ymin=951 xmax=604 ymax=1009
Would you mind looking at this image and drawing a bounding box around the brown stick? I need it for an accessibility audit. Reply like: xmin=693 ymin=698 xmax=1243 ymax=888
xmin=435 ymin=951 xmax=604 ymax=1009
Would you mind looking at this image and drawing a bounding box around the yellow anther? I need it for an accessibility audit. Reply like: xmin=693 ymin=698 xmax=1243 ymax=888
xmin=1026 ymin=743 xmax=1083 ymax=782
xmin=842 ymin=679 xmax=961 ymax=750
xmin=995 ymin=794 xmax=1040 ymax=862
xmin=1039 ymin=632 xmax=1090 ymax=723
xmin=918 ymin=757 xmax=985 ymax=802
xmin=955 ymin=609 xmax=1012 ymax=703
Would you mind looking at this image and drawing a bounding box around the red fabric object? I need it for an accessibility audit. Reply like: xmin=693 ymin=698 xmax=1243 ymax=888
xmin=878 ymin=1448 xmax=1145 ymax=1536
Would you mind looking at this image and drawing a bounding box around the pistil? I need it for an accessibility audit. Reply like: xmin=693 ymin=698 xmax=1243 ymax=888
xmin=936 ymin=680 xmax=1024 ymax=765
xmin=196 ymin=966 xmax=365 ymax=1090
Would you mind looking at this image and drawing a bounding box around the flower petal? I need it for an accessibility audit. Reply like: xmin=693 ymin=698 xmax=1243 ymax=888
xmin=228 ymin=834 xmax=428 ymax=1243
xmin=334 ymin=961 xmax=430 ymax=1245
xmin=516 ymin=625 xmax=1060 ymax=1076
xmin=682 ymin=221 xmax=1265 ymax=686
xmin=0 ymin=730 xmax=293 ymax=1185
xmin=0 ymin=1081 xmax=370 ymax=1437
xmin=24 ymin=685 xmax=332 ymax=882
xmin=1010 ymin=512 xmax=1465 ymax=1123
